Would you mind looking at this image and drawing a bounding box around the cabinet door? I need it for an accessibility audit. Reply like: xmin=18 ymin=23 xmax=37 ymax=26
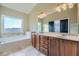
xmin=76 ymin=42 xmax=79 ymax=56
xmin=32 ymin=34 xmax=36 ymax=48
xmin=60 ymin=40 xmax=77 ymax=56
xmin=36 ymin=35 xmax=40 ymax=50
xmin=49 ymin=37 xmax=60 ymax=56
xmin=39 ymin=35 xmax=49 ymax=56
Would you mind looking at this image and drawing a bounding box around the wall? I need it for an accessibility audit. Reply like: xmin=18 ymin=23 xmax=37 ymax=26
xmin=29 ymin=11 xmax=38 ymax=32
xmin=0 ymin=6 xmax=29 ymax=36
xmin=29 ymin=3 xmax=78 ymax=34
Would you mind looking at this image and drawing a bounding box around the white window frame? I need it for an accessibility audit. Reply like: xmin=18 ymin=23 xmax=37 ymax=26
xmin=1 ymin=15 xmax=23 ymax=34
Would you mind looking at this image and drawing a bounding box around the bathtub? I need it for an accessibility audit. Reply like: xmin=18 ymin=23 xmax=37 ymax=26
xmin=0 ymin=32 xmax=32 ymax=56
xmin=0 ymin=32 xmax=31 ymax=44
xmin=0 ymin=34 xmax=31 ymax=44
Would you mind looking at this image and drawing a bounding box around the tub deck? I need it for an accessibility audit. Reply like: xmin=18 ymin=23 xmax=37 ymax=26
xmin=0 ymin=35 xmax=31 ymax=56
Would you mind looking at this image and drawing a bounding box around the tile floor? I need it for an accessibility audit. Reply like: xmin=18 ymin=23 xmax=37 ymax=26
xmin=8 ymin=46 xmax=45 ymax=56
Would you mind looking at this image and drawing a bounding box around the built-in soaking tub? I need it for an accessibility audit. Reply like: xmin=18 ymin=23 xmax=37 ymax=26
xmin=0 ymin=33 xmax=32 ymax=56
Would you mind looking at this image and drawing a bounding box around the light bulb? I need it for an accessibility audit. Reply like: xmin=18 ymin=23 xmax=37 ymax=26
xmin=56 ymin=7 xmax=61 ymax=12
xmin=61 ymin=4 xmax=67 ymax=11
xmin=68 ymin=3 xmax=74 ymax=8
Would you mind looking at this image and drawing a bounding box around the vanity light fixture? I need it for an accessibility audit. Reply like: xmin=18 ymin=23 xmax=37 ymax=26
xmin=56 ymin=3 xmax=74 ymax=12
xmin=38 ymin=3 xmax=74 ymax=18
xmin=68 ymin=3 xmax=74 ymax=8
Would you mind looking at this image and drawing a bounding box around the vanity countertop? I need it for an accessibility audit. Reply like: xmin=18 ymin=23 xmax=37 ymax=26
xmin=33 ymin=32 xmax=79 ymax=42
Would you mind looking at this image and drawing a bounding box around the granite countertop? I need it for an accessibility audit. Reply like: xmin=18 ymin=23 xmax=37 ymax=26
xmin=36 ymin=32 xmax=79 ymax=42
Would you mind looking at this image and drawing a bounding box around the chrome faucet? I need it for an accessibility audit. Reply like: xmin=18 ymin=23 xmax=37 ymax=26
xmin=62 ymin=34 xmax=67 ymax=36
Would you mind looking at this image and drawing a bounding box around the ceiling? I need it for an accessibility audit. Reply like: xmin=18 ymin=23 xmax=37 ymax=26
xmin=0 ymin=3 xmax=37 ymax=14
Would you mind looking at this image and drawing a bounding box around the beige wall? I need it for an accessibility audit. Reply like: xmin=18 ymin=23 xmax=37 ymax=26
xmin=29 ymin=3 xmax=78 ymax=34
xmin=0 ymin=6 xmax=29 ymax=36
xmin=29 ymin=11 xmax=38 ymax=32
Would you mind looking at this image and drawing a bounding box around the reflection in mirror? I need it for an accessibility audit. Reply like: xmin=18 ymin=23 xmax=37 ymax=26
xmin=38 ymin=4 xmax=78 ymax=35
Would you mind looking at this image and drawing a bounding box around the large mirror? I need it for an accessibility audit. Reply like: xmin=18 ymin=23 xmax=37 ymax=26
xmin=38 ymin=4 xmax=78 ymax=35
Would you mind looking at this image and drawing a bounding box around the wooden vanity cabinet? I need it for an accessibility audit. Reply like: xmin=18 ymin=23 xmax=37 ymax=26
xmin=49 ymin=37 xmax=60 ymax=56
xmin=32 ymin=33 xmax=79 ymax=56
xmin=49 ymin=37 xmax=78 ymax=56
xmin=39 ymin=35 xmax=49 ymax=56
xmin=60 ymin=39 xmax=77 ymax=56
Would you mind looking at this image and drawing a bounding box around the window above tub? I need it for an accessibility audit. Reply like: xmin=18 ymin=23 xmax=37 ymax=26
xmin=2 ymin=15 xmax=23 ymax=33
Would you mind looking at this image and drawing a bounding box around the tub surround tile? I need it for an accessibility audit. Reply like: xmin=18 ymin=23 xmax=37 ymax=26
xmin=0 ymin=39 xmax=31 ymax=56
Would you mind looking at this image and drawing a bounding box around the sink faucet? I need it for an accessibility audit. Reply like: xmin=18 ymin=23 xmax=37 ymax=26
xmin=62 ymin=34 xmax=66 ymax=36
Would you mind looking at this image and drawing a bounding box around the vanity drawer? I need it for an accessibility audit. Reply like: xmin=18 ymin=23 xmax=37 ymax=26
xmin=40 ymin=47 xmax=48 ymax=55
xmin=39 ymin=35 xmax=49 ymax=55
